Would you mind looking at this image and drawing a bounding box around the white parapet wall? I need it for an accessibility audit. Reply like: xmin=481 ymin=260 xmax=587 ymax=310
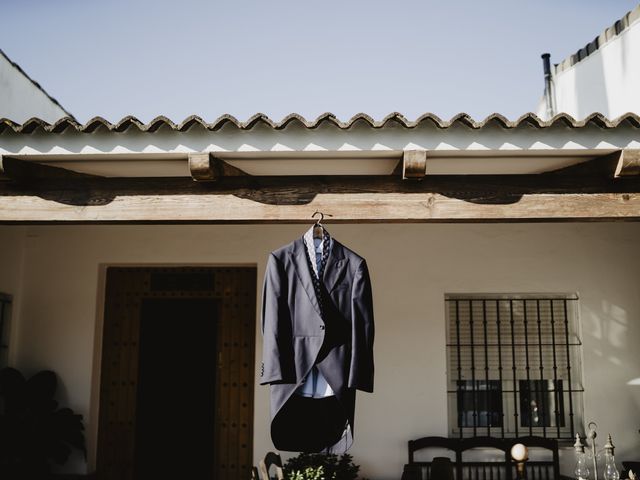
xmin=539 ymin=5 xmax=640 ymax=120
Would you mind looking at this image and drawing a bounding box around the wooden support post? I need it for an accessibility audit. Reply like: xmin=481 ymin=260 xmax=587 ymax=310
xmin=402 ymin=150 xmax=427 ymax=179
xmin=615 ymin=149 xmax=640 ymax=177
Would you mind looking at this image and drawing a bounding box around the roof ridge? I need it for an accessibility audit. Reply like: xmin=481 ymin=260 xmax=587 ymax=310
xmin=0 ymin=48 xmax=76 ymax=121
xmin=554 ymin=3 xmax=640 ymax=74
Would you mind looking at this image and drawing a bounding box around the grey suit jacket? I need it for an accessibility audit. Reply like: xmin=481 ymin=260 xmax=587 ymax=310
xmin=260 ymin=235 xmax=374 ymax=453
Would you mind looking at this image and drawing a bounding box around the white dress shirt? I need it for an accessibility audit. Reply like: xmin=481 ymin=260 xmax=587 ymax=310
xmin=295 ymin=226 xmax=335 ymax=398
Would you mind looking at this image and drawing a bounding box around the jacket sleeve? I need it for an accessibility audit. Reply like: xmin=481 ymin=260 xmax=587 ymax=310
xmin=260 ymin=253 xmax=295 ymax=385
xmin=348 ymin=258 xmax=375 ymax=392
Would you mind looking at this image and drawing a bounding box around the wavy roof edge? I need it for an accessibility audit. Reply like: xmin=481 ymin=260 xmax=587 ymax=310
xmin=2 ymin=112 xmax=640 ymax=134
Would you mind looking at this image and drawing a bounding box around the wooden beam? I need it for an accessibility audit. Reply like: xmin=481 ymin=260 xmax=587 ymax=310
xmin=615 ymin=149 xmax=640 ymax=177
xmin=0 ymin=191 xmax=637 ymax=223
xmin=188 ymin=152 xmax=249 ymax=181
xmin=402 ymin=150 xmax=427 ymax=179
xmin=0 ymin=175 xmax=639 ymax=223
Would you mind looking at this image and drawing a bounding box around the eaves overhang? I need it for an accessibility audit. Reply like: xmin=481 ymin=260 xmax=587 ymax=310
xmin=0 ymin=111 xmax=640 ymax=223
xmin=1 ymin=112 xmax=640 ymax=178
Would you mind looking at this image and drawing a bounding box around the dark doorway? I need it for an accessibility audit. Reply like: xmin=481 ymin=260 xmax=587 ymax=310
xmin=97 ymin=267 xmax=257 ymax=480
xmin=134 ymin=298 xmax=218 ymax=479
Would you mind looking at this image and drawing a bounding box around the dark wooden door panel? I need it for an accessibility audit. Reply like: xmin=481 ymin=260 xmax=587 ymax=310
xmin=97 ymin=267 xmax=256 ymax=480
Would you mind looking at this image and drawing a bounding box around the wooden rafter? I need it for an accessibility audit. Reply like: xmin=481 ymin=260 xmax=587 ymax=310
xmin=614 ymin=149 xmax=640 ymax=177
xmin=402 ymin=150 xmax=427 ymax=179
xmin=188 ymin=152 xmax=249 ymax=181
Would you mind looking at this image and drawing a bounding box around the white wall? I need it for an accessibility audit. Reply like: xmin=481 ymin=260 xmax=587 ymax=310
xmin=3 ymin=223 xmax=640 ymax=478
xmin=0 ymin=52 xmax=69 ymax=123
xmin=542 ymin=14 xmax=640 ymax=120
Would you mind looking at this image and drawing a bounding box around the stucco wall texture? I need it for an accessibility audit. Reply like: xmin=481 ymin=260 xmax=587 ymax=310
xmin=1 ymin=223 xmax=639 ymax=478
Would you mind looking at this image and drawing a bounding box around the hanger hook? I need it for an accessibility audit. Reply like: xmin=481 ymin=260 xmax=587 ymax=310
xmin=312 ymin=211 xmax=325 ymax=223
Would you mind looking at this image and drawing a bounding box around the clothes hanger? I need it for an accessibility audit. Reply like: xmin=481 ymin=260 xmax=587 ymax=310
xmin=311 ymin=211 xmax=331 ymax=239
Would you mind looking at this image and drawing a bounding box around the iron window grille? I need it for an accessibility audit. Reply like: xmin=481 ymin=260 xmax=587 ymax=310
xmin=446 ymin=294 xmax=584 ymax=440
xmin=0 ymin=293 xmax=12 ymax=369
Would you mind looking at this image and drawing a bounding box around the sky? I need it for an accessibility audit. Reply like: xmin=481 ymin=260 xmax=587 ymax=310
xmin=1 ymin=0 xmax=639 ymax=123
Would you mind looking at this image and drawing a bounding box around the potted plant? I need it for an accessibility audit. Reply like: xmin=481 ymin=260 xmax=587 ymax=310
xmin=0 ymin=367 xmax=86 ymax=479
xmin=284 ymin=453 xmax=360 ymax=480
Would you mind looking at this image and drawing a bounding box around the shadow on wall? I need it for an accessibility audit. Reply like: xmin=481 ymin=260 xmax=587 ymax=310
xmin=0 ymin=156 xmax=531 ymax=207
xmin=580 ymin=298 xmax=640 ymax=458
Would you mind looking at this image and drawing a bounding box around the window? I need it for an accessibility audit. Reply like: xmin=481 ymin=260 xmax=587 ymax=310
xmin=446 ymin=294 xmax=584 ymax=440
xmin=0 ymin=293 xmax=12 ymax=368
xmin=519 ymin=379 xmax=565 ymax=428
xmin=457 ymin=380 xmax=503 ymax=428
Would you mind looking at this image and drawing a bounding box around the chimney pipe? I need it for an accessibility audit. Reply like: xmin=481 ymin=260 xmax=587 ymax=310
xmin=541 ymin=53 xmax=555 ymax=119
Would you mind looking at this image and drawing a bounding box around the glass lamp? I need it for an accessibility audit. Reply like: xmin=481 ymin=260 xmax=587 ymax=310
xmin=574 ymin=434 xmax=590 ymax=480
xmin=602 ymin=434 xmax=620 ymax=480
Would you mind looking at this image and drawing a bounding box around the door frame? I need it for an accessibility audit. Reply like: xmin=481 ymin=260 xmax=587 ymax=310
xmin=90 ymin=263 xmax=257 ymax=479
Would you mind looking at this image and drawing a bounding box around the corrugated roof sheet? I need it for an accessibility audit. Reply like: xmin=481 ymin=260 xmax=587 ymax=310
xmin=1 ymin=112 xmax=640 ymax=134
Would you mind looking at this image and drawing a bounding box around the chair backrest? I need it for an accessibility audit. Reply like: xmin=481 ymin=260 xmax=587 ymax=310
xmin=407 ymin=436 xmax=462 ymax=480
xmin=406 ymin=436 xmax=561 ymax=480
xmin=259 ymin=451 xmax=285 ymax=480
xmin=459 ymin=437 xmax=511 ymax=480
xmin=408 ymin=436 xmax=461 ymax=464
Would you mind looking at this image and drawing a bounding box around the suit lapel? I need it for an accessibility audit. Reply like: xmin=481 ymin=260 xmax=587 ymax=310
xmin=323 ymin=239 xmax=349 ymax=293
xmin=290 ymin=238 xmax=322 ymax=317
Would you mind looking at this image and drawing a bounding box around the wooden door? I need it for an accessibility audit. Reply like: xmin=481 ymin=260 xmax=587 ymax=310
xmin=96 ymin=267 xmax=256 ymax=480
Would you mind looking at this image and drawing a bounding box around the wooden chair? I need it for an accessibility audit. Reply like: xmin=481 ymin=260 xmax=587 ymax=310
xmin=259 ymin=451 xmax=285 ymax=480
xmin=403 ymin=436 xmax=564 ymax=480
xmin=403 ymin=436 xmax=461 ymax=480
xmin=459 ymin=436 xmax=511 ymax=480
